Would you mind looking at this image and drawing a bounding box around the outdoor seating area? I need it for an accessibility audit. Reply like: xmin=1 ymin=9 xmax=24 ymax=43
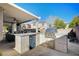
xmin=0 ymin=3 xmax=40 ymax=54
xmin=0 ymin=31 xmax=79 ymax=56
xmin=67 ymin=29 xmax=79 ymax=43
xmin=0 ymin=3 xmax=79 ymax=56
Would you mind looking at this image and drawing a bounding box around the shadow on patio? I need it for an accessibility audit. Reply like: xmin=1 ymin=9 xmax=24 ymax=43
xmin=0 ymin=40 xmax=19 ymax=56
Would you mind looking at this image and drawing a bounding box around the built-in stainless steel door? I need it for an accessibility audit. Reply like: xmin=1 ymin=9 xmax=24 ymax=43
xmin=29 ymin=34 xmax=36 ymax=49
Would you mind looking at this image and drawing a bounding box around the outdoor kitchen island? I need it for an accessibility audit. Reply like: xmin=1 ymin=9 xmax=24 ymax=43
xmin=14 ymin=33 xmax=39 ymax=54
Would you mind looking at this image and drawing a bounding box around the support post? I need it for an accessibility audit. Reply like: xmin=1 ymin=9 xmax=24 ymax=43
xmin=36 ymin=20 xmax=38 ymax=33
xmin=35 ymin=19 xmax=40 ymax=46
xmin=12 ymin=18 xmax=17 ymax=33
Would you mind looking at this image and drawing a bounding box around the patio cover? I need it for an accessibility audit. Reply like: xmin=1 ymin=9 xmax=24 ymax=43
xmin=0 ymin=3 xmax=40 ymax=23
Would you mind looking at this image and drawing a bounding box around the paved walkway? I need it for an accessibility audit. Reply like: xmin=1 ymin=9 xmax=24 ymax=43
xmin=0 ymin=41 xmax=71 ymax=56
xmin=0 ymin=41 xmax=20 ymax=56
xmin=68 ymin=41 xmax=79 ymax=55
xmin=22 ymin=46 xmax=75 ymax=56
xmin=0 ymin=34 xmax=79 ymax=56
xmin=0 ymin=40 xmax=79 ymax=56
xmin=55 ymin=29 xmax=79 ymax=55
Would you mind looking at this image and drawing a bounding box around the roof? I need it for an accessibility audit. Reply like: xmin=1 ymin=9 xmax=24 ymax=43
xmin=0 ymin=3 xmax=40 ymax=23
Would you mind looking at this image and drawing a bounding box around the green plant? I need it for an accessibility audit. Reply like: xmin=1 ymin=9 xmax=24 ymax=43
xmin=54 ymin=18 xmax=66 ymax=29
xmin=69 ymin=16 xmax=79 ymax=28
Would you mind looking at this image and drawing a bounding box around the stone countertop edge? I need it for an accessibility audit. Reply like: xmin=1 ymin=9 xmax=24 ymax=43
xmin=14 ymin=33 xmax=40 ymax=36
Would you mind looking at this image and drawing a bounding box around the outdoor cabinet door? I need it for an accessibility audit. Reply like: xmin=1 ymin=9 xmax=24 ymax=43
xmin=29 ymin=34 xmax=36 ymax=49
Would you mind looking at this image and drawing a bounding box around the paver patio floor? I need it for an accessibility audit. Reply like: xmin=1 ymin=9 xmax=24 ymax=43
xmin=0 ymin=41 xmax=20 ymax=56
xmin=22 ymin=46 xmax=75 ymax=56
xmin=68 ymin=41 xmax=79 ymax=55
xmin=0 ymin=36 xmax=79 ymax=56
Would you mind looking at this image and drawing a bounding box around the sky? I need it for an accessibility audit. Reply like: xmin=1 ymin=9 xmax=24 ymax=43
xmin=16 ymin=3 xmax=79 ymax=23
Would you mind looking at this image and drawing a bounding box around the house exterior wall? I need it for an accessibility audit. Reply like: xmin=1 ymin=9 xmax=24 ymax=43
xmin=0 ymin=7 xmax=3 ymax=41
xmin=21 ymin=22 xmax=48 ymax=30
xmin=4 ymin=15 xmax=14 ymax=23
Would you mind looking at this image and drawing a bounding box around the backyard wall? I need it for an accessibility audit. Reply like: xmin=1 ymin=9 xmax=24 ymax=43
xmin=55 ymin=35 xmax=68 ymax=53
xmin=39 ymin=32 xmax=54 ymax=45
xmin=39 ymin=33 xmax=46 ymax=44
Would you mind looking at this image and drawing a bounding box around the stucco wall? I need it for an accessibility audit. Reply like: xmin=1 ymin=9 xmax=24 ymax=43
xmin=55 ymin=35 xmax=68 ymax=53
xmin=39 ymin=33 xmax=46 ymax=44
xmin=0 ymin=7 xmax=3 ymax=41
xmin=14 ymin=35 xmax=29 ymax=54
xmin=39 ymin=32 xmax=55 ymax=45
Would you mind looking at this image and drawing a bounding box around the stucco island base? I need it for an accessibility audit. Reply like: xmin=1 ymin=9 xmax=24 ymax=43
xmin=14 ymin=33 xmax=36 ymax=54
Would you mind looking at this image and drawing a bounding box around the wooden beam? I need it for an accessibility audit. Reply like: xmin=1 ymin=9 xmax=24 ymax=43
xmin=19 ymin=20 xmax=32 ymax=24
xmin=3 ymin=21 xmax=14 ymax=23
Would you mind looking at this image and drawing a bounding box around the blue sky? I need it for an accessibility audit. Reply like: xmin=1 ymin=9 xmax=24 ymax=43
xmin=16 ymin=3 xmax=79 ymax=23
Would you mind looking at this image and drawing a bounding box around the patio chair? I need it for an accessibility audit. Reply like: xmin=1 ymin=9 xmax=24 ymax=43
xmin=67 ymin=29 xmax=78 ymax=43
xmin=5 ymin=32 xmax=15 ymax=42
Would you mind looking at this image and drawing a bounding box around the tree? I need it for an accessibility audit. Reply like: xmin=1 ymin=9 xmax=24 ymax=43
xmin=46 ymin=16 xmax=58 ymax=27
xmin=69 ymin=16 xmax=79 ymax=28
xmin=54 ymin=18 xmax=66 ymax=29
xmin=46 ymin=16 xmax=66 ymax=29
